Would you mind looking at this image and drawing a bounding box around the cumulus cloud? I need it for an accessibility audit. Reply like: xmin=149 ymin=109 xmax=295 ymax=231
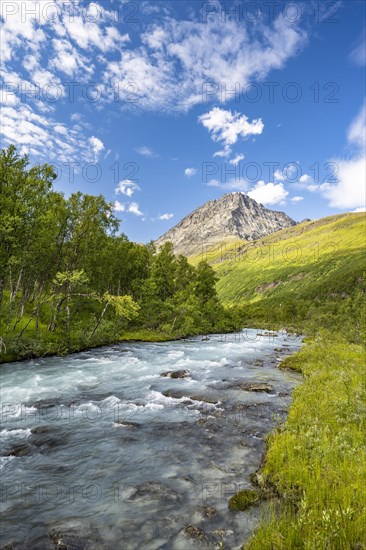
xmin=229 ymin=154 xmax=245 ymax=165
xmin=320 ymin=102 xmax=366 ymax=210
xmin=113 ymin=200 xmax=144 ymax=216
xmin=128 ymin=202 xmax=144 ymax=216
xmin=184 ymin=168 xmax=197 ymax=177
xmin=198 ymin=108 xmax=264 ymax=149
xmin=158 ymin=213 xmax=174 ymax=220
xmin=113 ymin=200 xmax=125 ymax=212
xmin=115 ymin=180 xmax=140 ymax=197
xmin=89 ymin=136 xmax=104 ymax=161
xmin=248 ymin=181 xmax=289 ymax=206
xmin=291 ymin=196 xmax=304 ymax=202
xmin=136 ymin=146 xmax=157 ymax=157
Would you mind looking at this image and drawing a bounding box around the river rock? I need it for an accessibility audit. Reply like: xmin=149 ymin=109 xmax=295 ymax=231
xmin=183 ymin=525 xmax=212 ymax=544
xmin=237 ymin=382 xmax=274 ymax=393
xmin=162 ymin=389 xmax=221 ymax=405
xmin=30 ymin=425 xmax=55 ymax=434
xmin=200 ymin=505 xmax=217 ymax=519
xmin=3 ymin=443 xmax=33 ymax=457
xmin=29 ymin=434 xmax=66 ymax=450
xmin=128 ymin=481 xmax=180 ymax=503
xmin=49 ymin=525 xmax=101 ymax=549
xmin=160 ymin=370 xmax=190 ymax=379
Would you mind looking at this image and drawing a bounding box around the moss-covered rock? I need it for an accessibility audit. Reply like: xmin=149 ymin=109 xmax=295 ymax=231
xmin=228 ymin=489 xmax=259 ymax=512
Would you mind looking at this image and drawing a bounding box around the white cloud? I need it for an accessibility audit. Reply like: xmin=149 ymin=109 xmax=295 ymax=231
xmin=89 ymin=136 xmax=104 ymax=161
xmin=135 ymin=146 xmax=157 ymax=157
xmin=114 ymin=200 xmax=125 ymax=212
xmin=349 ymin=31 xmax=366 ymax=66
xmin=128 ymin=202 xmax=144 ymax=216
xmin=229 ymin=153 xmax=245 ymax=165
xmin=296 ymin=173 xmax=320 ymax=192
xmin=274 ymin=169 xmax=283 ymax=181
xmin=0 ymin=1 xmax=308 ymax=166
xmin=115 ymin=180 xmax=140 ymax=197
xmin=159 ymin=213 xmax=174 ymax=220
xmin=248 ymin=181 xmax=289 ymax=206
xmin=320 ymin=156 xmax=366 ymax=209
xmin=0 ymin=102 xmax=101 ymax=163
xmin=213 ymin=145 xmax=232 ymax=158
xmin=113 ymin=200 xmax=144 ymax=216
xmin=198 ymin=107 xmax=264 ymax=147
xmin=347 ymin=102 xmax=366 ymax=149
xmin=184 ymin=167 xmax=197 ymax=177
xmin=103 ymin=13 xmax=307 ymax=112
xmin=62 ymin=14 xmax=129 ymax=52
xmin=291 ymin=196 xmax=304 ymax=202
xmin=50 ymin=38 xmax=93 ymax=77
xmin=320 ymin=102 xmax=366 ymax=210
xmin=354 ymin=207 xmax=366 ymax=212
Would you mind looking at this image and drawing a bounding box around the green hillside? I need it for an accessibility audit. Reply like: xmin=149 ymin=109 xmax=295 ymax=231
xmin=195 ymin=213 xmax=366 ymax=340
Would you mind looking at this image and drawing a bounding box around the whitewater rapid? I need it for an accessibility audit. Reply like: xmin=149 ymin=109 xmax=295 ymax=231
xmin=0 ymin=329 xmax=302 ymax=549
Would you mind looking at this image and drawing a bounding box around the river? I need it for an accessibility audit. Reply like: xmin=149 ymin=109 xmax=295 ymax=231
xmin=0 ymin=329 xmax=302 ymax=549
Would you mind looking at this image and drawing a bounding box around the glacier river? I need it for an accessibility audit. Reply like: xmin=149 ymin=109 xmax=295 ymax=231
xmin=0 ymin=329 xmax=302 ymax=549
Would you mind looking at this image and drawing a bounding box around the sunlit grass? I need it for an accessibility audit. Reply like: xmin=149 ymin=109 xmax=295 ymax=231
xmin=245 ymin=336 xmax=366 ymax=549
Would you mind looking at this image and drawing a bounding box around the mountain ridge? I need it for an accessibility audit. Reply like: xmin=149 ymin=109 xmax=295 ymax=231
xmin=155 ymin=192 xmax=297 ymax=256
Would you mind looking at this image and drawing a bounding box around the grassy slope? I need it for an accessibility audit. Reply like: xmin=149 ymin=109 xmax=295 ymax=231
xmin=193 ymin=213 xmax=366 ymax=336
xmin=214 ymin=213 xmax=365 ymax=303
xmin=191 ymin=213 xmax=366 ymax=549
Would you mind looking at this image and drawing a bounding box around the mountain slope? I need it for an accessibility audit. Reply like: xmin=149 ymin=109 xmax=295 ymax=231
xmin=201 ymin=212 xmax=366 ymax=332
xmin=155 ymin=192 xmax=297 ymax=256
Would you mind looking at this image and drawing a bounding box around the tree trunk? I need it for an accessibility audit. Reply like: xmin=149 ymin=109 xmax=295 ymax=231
xmin=88 ymin=302 xmax=109 ymax=342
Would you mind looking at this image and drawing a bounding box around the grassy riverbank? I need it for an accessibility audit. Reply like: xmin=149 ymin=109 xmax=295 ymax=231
xmin=243 ymin=334 xmax=366 ymax=549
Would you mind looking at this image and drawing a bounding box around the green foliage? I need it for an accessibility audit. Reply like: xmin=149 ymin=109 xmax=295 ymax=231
xmin=0 ymin=146 xmax=238 ymax=362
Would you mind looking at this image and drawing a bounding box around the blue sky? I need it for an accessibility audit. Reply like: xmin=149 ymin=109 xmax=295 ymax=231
xmin=1 ymin=0 xmax=365 ymax=243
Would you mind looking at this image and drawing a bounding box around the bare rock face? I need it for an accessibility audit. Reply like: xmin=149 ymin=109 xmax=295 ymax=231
xmin=155 ymin=192 xmax=297 ymax=256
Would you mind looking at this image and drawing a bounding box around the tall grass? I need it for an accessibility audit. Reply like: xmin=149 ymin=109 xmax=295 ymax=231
xmin=245 ymin=335 xmax=366 ymax=549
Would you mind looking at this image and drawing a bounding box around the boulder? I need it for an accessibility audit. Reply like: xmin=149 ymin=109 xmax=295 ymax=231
xmin=160 ymin=370 xmax=190 ymax=379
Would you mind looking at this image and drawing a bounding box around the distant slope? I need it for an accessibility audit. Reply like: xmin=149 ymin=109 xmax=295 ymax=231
xmin=198 ymin=213 xmax=366 ymax=330
xmin=155 ymin=192 xmax=296 ymax=256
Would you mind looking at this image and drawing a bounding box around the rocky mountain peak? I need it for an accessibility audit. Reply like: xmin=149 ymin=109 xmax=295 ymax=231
xmin=155 ymin=192 xmax=297 ymax=256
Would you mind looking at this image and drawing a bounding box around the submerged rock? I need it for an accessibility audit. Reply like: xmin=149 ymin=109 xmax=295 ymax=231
xmin=200 ymin=505 xmax=217 ymax=519
xmin=30 ymin=435 xmax=65 ymax=449
xmin=160 ymin=370 xmax=191 ymax=379
xmin=3 ymin=444 xmax=32 ymax=457
xmin=128 ymin=481 xmax=180 ymax=503
xmin=49 ymin=525 xmax=101 ymax=549
xmin=30 ymin=425 xmax=54 ymax=435
xmin=162 ymin=389 xmax=220 ymax=405
xmin=237 ymin=382 xmax=274 ymax=393
xmin=183 ymin=525 xmax=212 ymax=544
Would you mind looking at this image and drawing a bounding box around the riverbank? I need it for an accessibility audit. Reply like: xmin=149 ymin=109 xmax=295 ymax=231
xmin=0 ymin=327 xmax=226 ymax=365
xmin=244 ymin=331 xmax=366 ymax=549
